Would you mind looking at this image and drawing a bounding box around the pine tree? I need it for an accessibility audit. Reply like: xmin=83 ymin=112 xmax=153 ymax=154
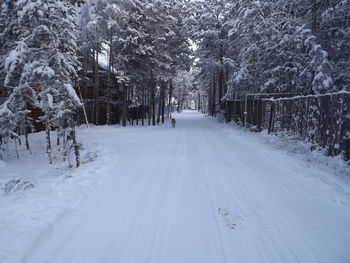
xmin=1 ymin=0 xmax=82 ymax=166
xmin=319 ymin=0 xmax=350 ymax=91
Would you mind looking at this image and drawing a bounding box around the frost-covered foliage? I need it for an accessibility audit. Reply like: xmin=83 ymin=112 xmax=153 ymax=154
xmin=75 ymin=0 xmax=192 ymax=126
xmin=319 ymin=0 xmax=350 ymax=91
xmin=173 ymin=70 xmax=194 ymax=111
xmin=0 ymin=0 xmax=81 ymax=166
xmin=191 ymin=0 xmax=231 ymax=115
xmin=225 ymin=0 xmax=333 ymax=95
xmin=192 ymin=0 xmax=349 ymax=114
xmin=0 ymin=99 xmax=17 ymax=139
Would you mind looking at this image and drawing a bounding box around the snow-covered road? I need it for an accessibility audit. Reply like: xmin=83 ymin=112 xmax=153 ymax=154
xmin=2 ymin=111 xmax=350 ymax=263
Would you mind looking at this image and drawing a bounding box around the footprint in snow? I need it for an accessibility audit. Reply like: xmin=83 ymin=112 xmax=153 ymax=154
xmin=218 ymin=208 xmax=243 ymax=230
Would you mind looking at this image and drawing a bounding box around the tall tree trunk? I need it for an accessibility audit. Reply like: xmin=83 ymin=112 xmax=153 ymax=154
xmin=208 ymin=79 xmax=212 ymax=115
xmin=142 ymin=85 xmax=145 ymax=126
xmin=161 ymin=81 xmax=166 ymax=123
xmin=25 ymin=114 xmax=32 ymax=154
xmin=25 ymin=132 xmax=32 ymax=154
xmin=46 ymin=120 xmax=52 ymax=164
xmin=168 ymin=79 xmax=173 ymax=117
xmin=94 ymin=32 xmax=100 ymax=125
xmin=83 ymin=52 xmax=88 ymax=100
xmin=219 ymin=69 xmax=224 ymax=109
xmin=150 ymin=69 xmax=156 ymax=126
xmin=148 ymin=87 xmax=151 ymax=126
xmin=91 ymin=49 xmax=96 ymax=124
xmin=127 ymin=86 xmax=131 ymax=125
xmin=62 ymin=129 xmax=67 ymax=161
xmin=157 ymin=80 xmax=164 ymax=124
xmin=106 ymin=29 xmax=113 ymax=126
xmin=218 ymin=44 xmax=224 ymax=109
xmin=212 ymin=73 xmax=216 ymax=117
xmin=311 ymin=0 xmax=318 ymax=34
xmin=14 ymin=139 xmax=19 ymax=159
xmin=71 ymin=128 xmax=80 ymax=168
xmin=136 ymin=107 xmax=139 ymax=125
xmin=122 ymin=82 xmax=127 ymax=127
xmin=82 ymin=51 xmax=90 ymax=125
xmin=130 ymin=88 xmax=134 ymax=126
xmin=309 ymin=0 xmax=318 ymax=95
xmin=57 ymin=129 xmax=60 ymax=146
xmin=251 ymin=23 xmax=258 ymax=93
xmin=198 ymin=92 xmax=201 ymax=111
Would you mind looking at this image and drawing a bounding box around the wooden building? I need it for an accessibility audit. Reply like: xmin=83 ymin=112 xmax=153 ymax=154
xmin=1 ymin=59 xmax=146 ymax=132
xmin=76 ymin=62 xmax=125 ymax=126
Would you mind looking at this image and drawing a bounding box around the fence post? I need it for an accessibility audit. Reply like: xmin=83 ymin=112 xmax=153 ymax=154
xmin=268 ymin=103 xmax=275 ymax=134
xmin=244 ymin=95 xmax=248 ymax=127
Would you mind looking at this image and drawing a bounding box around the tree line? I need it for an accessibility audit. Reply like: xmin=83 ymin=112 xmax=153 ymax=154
xmin=192 ymin=0 xmax=350 ymax=116
xmin=0 ymin=0 xmax=193 ymax=166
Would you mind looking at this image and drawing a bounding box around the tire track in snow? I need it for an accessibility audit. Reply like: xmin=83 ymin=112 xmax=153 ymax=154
xmin=196 ymin=128 xmax=229 ymax=263
xmin=115 ymin=130 xmax=180 ymax=263
xmin=145 ymin=128 xmax=188 ymax=263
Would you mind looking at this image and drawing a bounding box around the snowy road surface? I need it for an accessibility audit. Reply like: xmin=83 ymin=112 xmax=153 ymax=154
xmin=2 ymin=111 xmax=350 ymax=263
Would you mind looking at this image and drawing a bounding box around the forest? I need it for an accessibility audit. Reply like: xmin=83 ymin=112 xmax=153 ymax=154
xmin=0 ymin=0 xmax=349 ymax=166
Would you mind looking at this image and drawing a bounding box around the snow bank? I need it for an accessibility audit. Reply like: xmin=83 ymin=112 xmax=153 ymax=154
xmin=0 ymin=126 xmax=105 ymax=260
xmin=222 ymin=122 xmax=350 ymax=177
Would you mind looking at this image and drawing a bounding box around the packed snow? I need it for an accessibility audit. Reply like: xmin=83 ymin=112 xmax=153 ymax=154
xmin=1 ymin=111 xmax=350 ymax=263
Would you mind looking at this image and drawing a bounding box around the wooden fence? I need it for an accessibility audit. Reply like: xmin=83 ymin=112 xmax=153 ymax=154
xmin=224 ymin=93 xmax=350 ymax=161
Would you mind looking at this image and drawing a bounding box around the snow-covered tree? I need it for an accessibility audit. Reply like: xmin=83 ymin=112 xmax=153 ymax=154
xmin=0 ymin=97 xmax=18 ymax=159
xmin=1 ymin=0 xmax=81 ymax=166
xmin=194 ymin=0 xmax=336 ymax=100
xmin=173 ymin=70 xmax=194 ymax=112
xmin=192 ymin=0 xmax=231 ymax=115
xmin=319 ymin=0 xmax=350 ymax=91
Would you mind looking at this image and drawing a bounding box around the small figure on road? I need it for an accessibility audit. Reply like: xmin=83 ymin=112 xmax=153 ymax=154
xmin=171 ymin=118 xmax=176 ymax=128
